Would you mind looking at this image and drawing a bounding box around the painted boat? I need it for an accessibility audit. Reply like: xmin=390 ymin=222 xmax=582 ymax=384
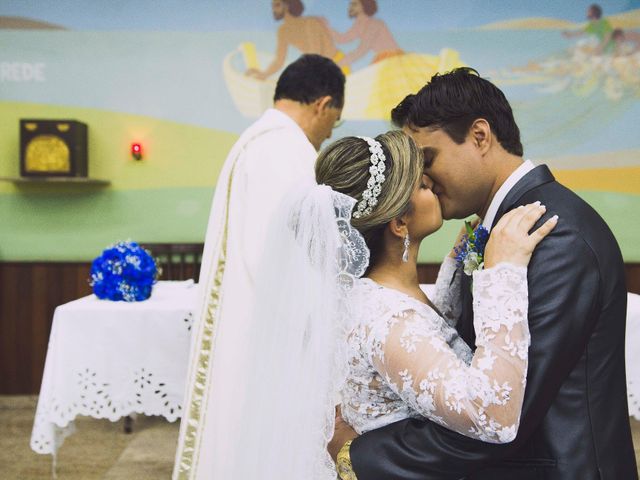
xmin=222 ymin=43 xmax=465 ymax=120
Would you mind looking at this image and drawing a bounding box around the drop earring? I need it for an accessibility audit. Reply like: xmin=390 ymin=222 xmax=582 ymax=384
xmin=402 ymin=234 xmax=410 ymax=263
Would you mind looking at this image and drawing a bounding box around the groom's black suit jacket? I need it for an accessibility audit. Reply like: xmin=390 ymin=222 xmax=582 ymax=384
xmin=350 ymin=166 xmax=638 ymax=479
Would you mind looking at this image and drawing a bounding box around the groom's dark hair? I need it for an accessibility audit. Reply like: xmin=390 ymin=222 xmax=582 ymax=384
xmin=274 ymin=54 xmax=345 ymax=108
xmin=391 ymin=67 xmax=523 ymax=157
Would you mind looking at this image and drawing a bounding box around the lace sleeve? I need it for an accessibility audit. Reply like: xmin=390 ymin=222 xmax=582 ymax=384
xmin=431 ymin=256 xmax=461 ymax=327
xmin=367 ymin=263 xmax=530 ymax=444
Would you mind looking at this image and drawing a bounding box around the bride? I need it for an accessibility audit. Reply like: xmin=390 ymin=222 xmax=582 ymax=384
xmin=208 ymin=131 xmax=557 ymax=479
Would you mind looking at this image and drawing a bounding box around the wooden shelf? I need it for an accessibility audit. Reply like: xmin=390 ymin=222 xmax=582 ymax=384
xmin=0 ymin=176 xmax=110 ymax=186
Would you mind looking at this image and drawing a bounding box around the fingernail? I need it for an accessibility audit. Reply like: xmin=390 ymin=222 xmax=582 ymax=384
xmin=551 ymin=214 xmax=559 ymax=221
xmin=533 ymin=201 xmax=541 ymax=206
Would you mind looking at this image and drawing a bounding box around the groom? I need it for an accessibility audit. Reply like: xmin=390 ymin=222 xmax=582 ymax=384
xmin=331 ymin=68 xmax=637 ymax=479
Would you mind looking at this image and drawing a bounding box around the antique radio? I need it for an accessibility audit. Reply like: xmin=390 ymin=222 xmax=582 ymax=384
xmin=20 ymin=119 xmax=88 ymax=177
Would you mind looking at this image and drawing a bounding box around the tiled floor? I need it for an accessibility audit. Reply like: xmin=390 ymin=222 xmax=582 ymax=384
xmin=1 ymin=395 xmax=639 ymax=479
xmin=0 ymin=396 xmax=176 ymax=479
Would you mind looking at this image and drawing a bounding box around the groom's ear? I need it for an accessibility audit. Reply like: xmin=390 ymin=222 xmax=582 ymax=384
xmin=469 ymin=119 xmax=491 ymax=156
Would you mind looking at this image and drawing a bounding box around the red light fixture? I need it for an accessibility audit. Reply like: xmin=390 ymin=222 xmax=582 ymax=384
xmin=131 ymin=143 xmax=143 ymax=161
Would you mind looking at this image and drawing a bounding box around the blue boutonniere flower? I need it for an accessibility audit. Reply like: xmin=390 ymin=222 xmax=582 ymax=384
xmin=454 ymin=222 xmax=490 ymax=276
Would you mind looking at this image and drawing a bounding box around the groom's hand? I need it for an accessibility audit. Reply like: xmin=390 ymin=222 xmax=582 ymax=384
xmin=329 ymin=406 xmax=358 ymax=462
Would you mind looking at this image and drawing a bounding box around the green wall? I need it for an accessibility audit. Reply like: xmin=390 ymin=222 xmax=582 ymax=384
xmin=0 ymin=102 xmax=235 ymax=261
xmin=2 ymin=102 xmax=639 ymax=263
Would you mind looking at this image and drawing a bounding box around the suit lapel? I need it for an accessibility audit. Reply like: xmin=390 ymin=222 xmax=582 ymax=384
xmin=457 ymin=165 xmax=556 ymax=350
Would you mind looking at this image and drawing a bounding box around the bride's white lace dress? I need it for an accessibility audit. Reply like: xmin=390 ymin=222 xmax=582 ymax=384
xmin=341 ymin=257 xmax=530 ymax=444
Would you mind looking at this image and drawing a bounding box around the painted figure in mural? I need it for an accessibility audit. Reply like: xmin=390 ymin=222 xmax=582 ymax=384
xmin=609 ymin=28 xmax=640 ymax=55
xmin=246 ymin=0 xmax=343 ymax=80
xmin=329 ymin=68 xmax=637 ymax=480
xmin=502 ymin=4 xmax=639 ymax=101
xmin=228 ymin=0 xmax=465 ymax=120
xmin=563 ymin=3 xmax=613 ymax=52
xmin=326 ymin=0 xmax=403 ymax=72
xmin=172 ymin=54 xmax=344 ymax=480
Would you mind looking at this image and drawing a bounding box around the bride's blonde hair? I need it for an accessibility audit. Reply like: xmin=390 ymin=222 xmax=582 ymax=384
xmin=315 ymin=130 xmax=423 ymax=266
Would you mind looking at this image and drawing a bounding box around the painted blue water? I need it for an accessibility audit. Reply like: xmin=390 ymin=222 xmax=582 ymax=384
xmin=1 ymin=28 xmax=638 ymax=159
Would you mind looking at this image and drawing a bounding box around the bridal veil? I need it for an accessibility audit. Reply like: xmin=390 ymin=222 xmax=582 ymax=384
xmin=206 ymin=183 xmax=368 ymax=479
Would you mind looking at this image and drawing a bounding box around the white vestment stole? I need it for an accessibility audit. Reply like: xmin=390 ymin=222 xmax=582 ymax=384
xmin=173 ymin=109 xmax=317 ymax=479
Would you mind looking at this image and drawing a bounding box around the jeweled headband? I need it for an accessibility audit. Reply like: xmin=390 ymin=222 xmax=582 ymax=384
xmin=352 ymin=136 xmax=387 ymax=219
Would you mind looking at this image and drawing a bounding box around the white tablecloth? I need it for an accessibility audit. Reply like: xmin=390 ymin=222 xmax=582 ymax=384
xmin=30 ymin=281 xmax=640 ymax=457
xmin=625 ymin=292 xmax=640 ymax=420
xmin=30 ymin=281 xmax=198 ymax=456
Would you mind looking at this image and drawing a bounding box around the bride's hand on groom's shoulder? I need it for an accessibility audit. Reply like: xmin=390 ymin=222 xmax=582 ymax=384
xmin=484 ymin=202 xmax=559 ymax=269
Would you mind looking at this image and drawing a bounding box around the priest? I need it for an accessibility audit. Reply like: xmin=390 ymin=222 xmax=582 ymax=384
xmin=173 ymin=54 xmax=345 ymax=480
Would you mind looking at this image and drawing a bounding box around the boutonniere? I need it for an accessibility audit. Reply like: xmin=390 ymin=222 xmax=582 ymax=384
xmin=454 ymin=222 xmax=490 ymax=276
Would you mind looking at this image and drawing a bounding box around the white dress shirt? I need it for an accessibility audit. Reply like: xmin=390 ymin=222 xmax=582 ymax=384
xmin=482 ymin=160 xmax=536 ymax=230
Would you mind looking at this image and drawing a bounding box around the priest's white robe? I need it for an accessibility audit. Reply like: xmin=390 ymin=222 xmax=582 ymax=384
xmin=173 ymin=108 xmax=317 ymax=479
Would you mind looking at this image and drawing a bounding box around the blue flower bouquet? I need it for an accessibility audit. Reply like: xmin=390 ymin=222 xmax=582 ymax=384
xmin=90 ymin=241 xmax=158 ymax=301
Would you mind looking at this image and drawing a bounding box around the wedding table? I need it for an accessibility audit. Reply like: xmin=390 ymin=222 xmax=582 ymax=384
xmin=30 ymin=282 xmax=640 ymax=459
xmin=30 ymin=280 xmax=198 ymax=457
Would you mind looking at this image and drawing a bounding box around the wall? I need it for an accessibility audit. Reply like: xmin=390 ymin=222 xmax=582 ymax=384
xmin=1 ymin=1 xmax=640 ymax=393
xmin=1 ymin=1 xmax=639 ymax=263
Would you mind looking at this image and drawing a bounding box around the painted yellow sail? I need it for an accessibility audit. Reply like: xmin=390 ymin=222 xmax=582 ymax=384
xmin=363 ymin=48 xmax=465 ymax=120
